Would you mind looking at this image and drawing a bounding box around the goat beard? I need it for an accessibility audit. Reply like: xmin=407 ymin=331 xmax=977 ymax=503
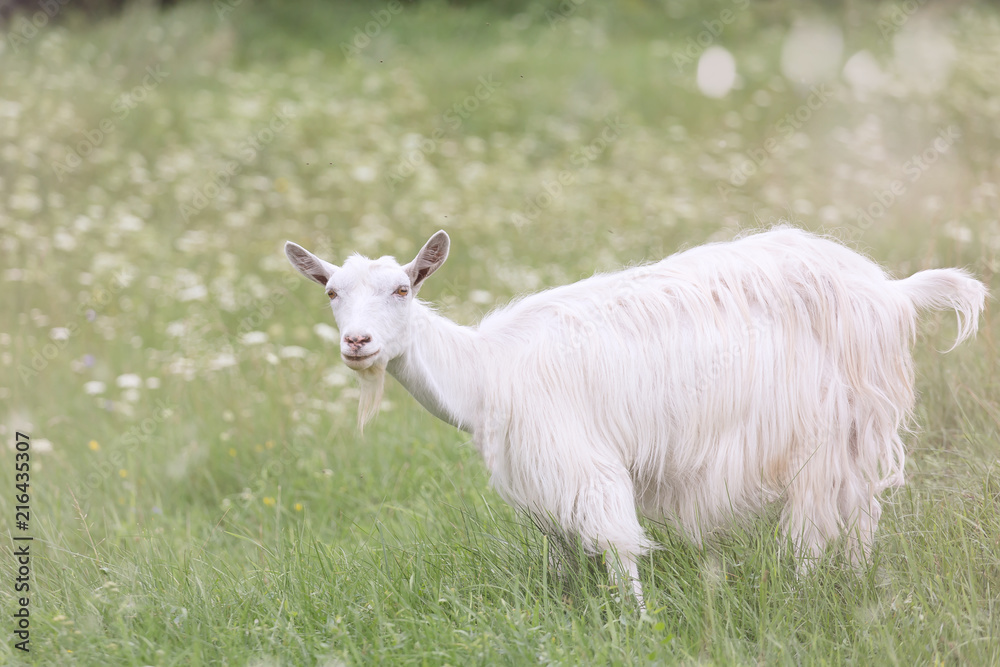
xmin=355 ymin=361 xmax=387 ymax=434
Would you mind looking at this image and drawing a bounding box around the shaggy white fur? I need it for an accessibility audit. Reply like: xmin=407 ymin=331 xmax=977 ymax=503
xmin=286 ymin=227 xmax=987 ymax=608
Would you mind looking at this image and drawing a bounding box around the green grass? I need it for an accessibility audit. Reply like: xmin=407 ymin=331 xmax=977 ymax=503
xmin=2 ymin=0 xmax=1000 ymax=664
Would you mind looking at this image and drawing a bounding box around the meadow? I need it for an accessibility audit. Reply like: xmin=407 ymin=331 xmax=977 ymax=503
xmin=1 ymin=0 xmax=1000 ymax=664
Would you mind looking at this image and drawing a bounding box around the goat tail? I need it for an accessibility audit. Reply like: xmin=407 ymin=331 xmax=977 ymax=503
xmin=896 ymin=268 xmax=988 ymax=350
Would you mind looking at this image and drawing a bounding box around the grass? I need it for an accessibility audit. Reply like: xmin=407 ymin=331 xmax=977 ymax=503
xmin=2 ymin=0 xmax=1000 ymax=663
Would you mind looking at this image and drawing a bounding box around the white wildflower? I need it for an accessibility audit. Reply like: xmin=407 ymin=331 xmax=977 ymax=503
xmin=166 ymin=321 xmax=187 ymax=338
xmin=469 ymin=289 xmax=493 ymax=305
xmin=178 ymin=284 xmax=208 ymax=302
xmin=279 ymin=346 xmax=309 ymax=359
xmin=314 ymin=323 xmax=339 ymax=343
xmin=209 ymin=353 xmax=237 ymax=370
xmin=116 ymin=373 xmax=142 ymax=389
xmin=84 ymin=381 xmax=106 ymax=395
xmin=323 ymin=367 xmax=350 ymax=387
xmin=241 ymin=331 xmax=268 ymax=345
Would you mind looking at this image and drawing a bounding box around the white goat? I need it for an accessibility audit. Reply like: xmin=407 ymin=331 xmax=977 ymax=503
xmin=285 ymin=227 xmax=987 ymax=607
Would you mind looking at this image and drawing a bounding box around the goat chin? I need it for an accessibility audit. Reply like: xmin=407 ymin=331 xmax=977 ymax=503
xmin=355 ymin=362 xmax=387 ymax=433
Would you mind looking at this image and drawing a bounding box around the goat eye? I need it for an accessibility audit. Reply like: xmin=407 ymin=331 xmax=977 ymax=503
xmin=327 ymin=290 xmax=337 ymax=300
xmin=394 ymin=286 xmax=409 ymax=297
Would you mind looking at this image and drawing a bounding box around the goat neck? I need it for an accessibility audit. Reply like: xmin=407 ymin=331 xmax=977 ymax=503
xmin=386 ymin=300 xmax=481 ymax=433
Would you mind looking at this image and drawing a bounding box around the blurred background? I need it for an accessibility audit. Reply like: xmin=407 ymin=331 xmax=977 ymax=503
xmin=2 ymin=0 xmax=999 ymax=664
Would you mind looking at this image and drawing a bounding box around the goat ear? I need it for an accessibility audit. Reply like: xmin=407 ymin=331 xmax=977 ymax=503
xmin=404 ymin=230 xmax=450 ymax=291
xmin=285 ymin=241 xmax=337 ymax=286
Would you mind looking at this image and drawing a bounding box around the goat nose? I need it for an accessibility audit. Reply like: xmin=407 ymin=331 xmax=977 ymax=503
xmin=344 ymin=334 xmax=371 ymax=349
